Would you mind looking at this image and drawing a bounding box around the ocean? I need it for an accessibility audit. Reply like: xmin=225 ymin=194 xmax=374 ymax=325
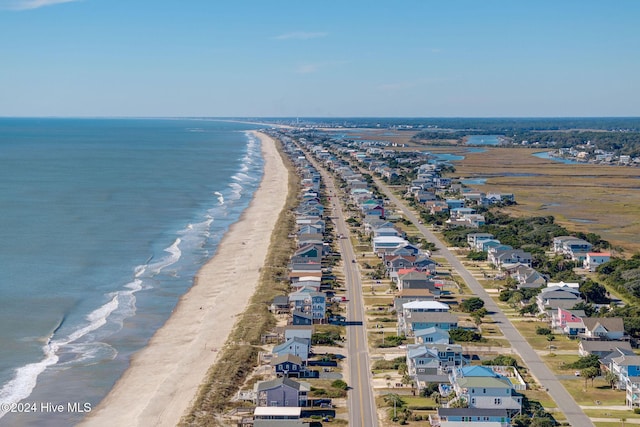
xmin=0 ymin=118 xmax=264 ymax=426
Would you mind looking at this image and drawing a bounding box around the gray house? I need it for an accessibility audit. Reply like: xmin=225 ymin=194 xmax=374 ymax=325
xmin=255 ymin=377 xmax=310 ymax=407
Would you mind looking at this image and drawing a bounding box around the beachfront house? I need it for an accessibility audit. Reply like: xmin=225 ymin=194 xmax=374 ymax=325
xmin=270 ymin=295 xmax=291 ymax=314
xmin=273 ymin=337 xmax=310 ymax=362
xmin=252 ymin=407 xmax=309 ymax=427
xmin=255 ymin=377 xmax=310 ymax=407
xmin=288 ymin=289 xmax=326 ymax=323
xmin=270 ymin=354 xmax=306 ymax=377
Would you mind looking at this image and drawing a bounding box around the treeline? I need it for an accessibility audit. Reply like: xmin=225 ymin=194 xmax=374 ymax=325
xmin=512 ymin=130 xmax=640 ymax=156
xmin=300 ymin=117 xmax=640 ymax=132
xmin=598 ymin=255 xmax=640 ymax=299
xmin=442 ymin=213 xmax=609 ymax=252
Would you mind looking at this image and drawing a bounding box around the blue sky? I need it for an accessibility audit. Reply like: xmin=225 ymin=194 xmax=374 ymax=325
xmin=1 ymin=0 xmax=638 ymax=117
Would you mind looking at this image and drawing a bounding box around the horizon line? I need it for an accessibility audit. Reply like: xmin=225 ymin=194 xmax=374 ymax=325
xmin=1 ymin=115 xmax=640 ymax=120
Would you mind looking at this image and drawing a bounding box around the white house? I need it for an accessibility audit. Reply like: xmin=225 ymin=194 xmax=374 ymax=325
xmin=584 ymin=252 xmax=611 ymax=272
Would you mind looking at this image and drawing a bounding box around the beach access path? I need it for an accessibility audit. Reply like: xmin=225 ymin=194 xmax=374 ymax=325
xmin=373 ymin=177 xmax=594 ymax=427
xmin=80 ymin=131 xmax=289 ymax=427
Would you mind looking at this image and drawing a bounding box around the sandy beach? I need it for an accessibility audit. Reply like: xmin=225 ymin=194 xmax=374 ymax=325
xmin=81 ymin=131 xmax=288 ymax=427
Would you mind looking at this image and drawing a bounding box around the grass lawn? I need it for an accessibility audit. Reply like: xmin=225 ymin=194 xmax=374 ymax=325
xmin=584 ymin=409 xmax=640 ymax=419
xmin=514 ymin=320 xmax=578 ymax=351
xmin=542 ymin=353 xmax=580 ymax=374
xmin=401 ymin=395 xmax=438 ymax=409
xmin=523 ymin=388 xmax=557 ymax=409
xmin=560 ymin=378 xmax=627 ymax=406
xmin=363 ymin=296 xmax=395 ymax=306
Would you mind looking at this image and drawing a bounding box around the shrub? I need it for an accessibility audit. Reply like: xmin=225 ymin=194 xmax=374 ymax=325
xmin=536 ymin=326 xmax=552 ymax=335
xmin=449 ymin=328 xmax=483 ymax=342
xmin=332 ymin=379 xmax=348 ymax=390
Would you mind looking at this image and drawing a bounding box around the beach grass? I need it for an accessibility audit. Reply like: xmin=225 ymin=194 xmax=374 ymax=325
xmin=180 ymin=136 xmax=300 ymax=426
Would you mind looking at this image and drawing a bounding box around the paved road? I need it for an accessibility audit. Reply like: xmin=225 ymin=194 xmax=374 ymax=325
xmin=376 ymin=180 xmax=594 ymax=427
xmin=303 ymin=152 xmax=379 ymax=427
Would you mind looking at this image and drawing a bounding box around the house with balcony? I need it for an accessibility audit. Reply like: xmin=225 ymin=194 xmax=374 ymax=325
xmin=255 ymin=377 xmax=310 ymax=407
xmin=406 ymin=343 xmax=465 ymax=388
xmin=552 ymin=236 xmax=593 ymax=261
xmin=551 ymin=307 xmax=586 ymax=336
xmin=467 ymin=233 xmax=495 ymax=250
xmin=584 ymin=252 xmax=611 ymax=272
xmin=414 ymin=326 xmax=451 ymax=345
xmin=581 ymin=317 xmax=626 ymax=341
xmin=429 ymin=408 xmax=511 ymax=427
xmin=505 ymin=264 xmax=546 ymax=289
xmin=373 ymin=236 xmax=410 ymax=255
xmin=536 ymin=285 xmax=583 ymax=316
xmin=399 ymin=311 xmax=459 ymax=337
xmin=488 ymin=248 xmax=532 ymax=269
xmin=445 ymin=366 xmax=523 ymax=417
xmin=273 ymin=337 xmax=310 ymax=361
xmin=609 ymin=353 xmax=640 ymax=407
xmin=288 ymin=289 xmax=326 ymax=323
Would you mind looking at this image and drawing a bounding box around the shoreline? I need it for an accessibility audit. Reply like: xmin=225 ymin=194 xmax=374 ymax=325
xmin=80 ymin=131 xmax=289 ymax=427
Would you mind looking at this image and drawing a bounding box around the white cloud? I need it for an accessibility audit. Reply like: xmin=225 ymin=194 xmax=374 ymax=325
xmin=0 ymin=0 xmax=80 ymax=10
xmin=274 ymin=31 xmax=328 ymax=41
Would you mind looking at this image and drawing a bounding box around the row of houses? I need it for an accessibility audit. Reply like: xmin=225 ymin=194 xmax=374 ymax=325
xmin=292 ymin=129 xmax=537 ymax=426
xmin=241 ymin=134 xmax=340 ymax=427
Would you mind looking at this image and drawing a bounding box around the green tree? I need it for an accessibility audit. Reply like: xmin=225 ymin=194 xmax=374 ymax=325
xmin=604 ymin=371 xmax=619 ymax=389
xmin=536 ymin=326 xmax=552 ymax=335
xmin=460 ymin=297 xmax=485 ymax=313
xmin=449 ymin=396 xmax=468 ymax=408
xmin=564 ymin=354 xmax=600 ymax=370
xmin=580 ymin=279 xmax=609 ymax=304
xmin=581 ymin=366 xmax=599 ymax=388
xmin=397 ymin=362 xmax=408 ymax=376
xmin=383 ymin=393 xmax=406 ymax=408
xmin=472 ymin=311 xmax=485 ymax=328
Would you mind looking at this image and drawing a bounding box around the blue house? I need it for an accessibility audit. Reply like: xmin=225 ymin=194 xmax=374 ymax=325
xmin=414 ymin=326 xmax=450 ymax=345
xmin=432 ymin=408 xmax=511 ymax=426
xmin=271 ymin=354 xmax=306 ymax=377
xmin=610 ymin=353 xmax=640 ymax=407
xmin=273 ymin=337 xmax=310 ymax=362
